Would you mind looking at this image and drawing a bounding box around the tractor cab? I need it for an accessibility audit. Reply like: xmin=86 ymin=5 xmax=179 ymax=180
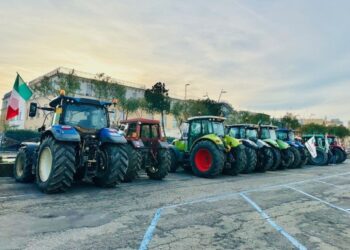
xmin=259 ymin=125 xmax=278 ymax=140
xmin=276 ymin=128 xmax=295 ymax=142
xmin=186 ymin=116 xmax=225 ymax=150
xmin=226 ymin=124 xmax=259 ymax=141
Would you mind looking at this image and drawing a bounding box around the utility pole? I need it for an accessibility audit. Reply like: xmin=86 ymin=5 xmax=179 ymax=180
xmin=218 ymin=89 xmax=227 ymax=102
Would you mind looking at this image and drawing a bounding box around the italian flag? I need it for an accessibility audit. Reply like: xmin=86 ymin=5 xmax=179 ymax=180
xmin=6 ymin=74 xmax=33 ymax=120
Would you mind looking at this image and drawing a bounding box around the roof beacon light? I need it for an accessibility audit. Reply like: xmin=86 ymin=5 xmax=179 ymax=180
xmin=60 ymin=89 xmax=66 ymax=96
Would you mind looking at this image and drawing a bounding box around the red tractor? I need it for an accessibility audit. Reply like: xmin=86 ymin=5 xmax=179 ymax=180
xmin=327 ymin=135 xmax=347 ymax=163
xmin=119 ymin=118 xmax=171 ymax=181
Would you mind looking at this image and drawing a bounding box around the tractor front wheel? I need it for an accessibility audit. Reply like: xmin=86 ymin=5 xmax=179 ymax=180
xmin=332 ymin=147 xmax=346 ymax=164
xmin=279 ymin=148 xmax=294 ymax=169
xmin=223 ymin=144 xmax=246 ymax=176
xmin=256 ymin=147 xmax=274 ymax=172
xmin=36 ymin=137 xmax=76 ymax=193
xmin=146 ymin=149 xmax=170 ymax=180
xmin=14 ymin=147 xmax=35 ymax=183
xmin=270 ymin=148 xmax=281 ymax=171
xmin=93 ymin=144 xmax=128 ymax=187
xmin=191 ymin=140 xmax=224 ymax=178
xmin=123 ymin=144 xmax=142 ymax=182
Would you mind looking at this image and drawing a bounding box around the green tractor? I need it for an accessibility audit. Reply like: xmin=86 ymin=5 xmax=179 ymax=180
xmin=226 ymin=124 xmax=274 ymax=172
xmin=258 ymin=125 xmax=294 ymax=170
xmin=169 ymin=116 xmax=247 ymax=178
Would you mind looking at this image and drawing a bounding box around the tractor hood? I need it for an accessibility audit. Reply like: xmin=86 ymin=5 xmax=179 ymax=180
xmin=223 ymin=135 xmax=241 ymax=148
xmin=240 ymin=139 xmax=258 ymax=149
xmin=256 ymin=139 xmax=270 ymax=148
xmin=100 ymin=128 xmax=127 ymax=144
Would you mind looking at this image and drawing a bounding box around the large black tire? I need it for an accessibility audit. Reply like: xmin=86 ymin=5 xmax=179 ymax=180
xmin=270 ymin=148 xmax=281 ymax=171
xmin=223 ymin=144 xmax=247 ymax=175
xmin=332 ymin=147 xmax=346 ymax=164
xmin=256 ymin=147 xmax=274 ymax=172
xmin=289 ymin=146 xmax=301 ymax=169
xmin=308 ymin=147 xmax=328 ymax=166
xmin=241 ymin=147 xmax=257 ymax=174
xmin=279 ymin=148 xmax=294 ymax=170
xmin=14 ymin=147 xmax=35 ymax=183
xmin=146 ymin=149 xmax=170 ymax=180
xmin=169 ymin=149 xmax=178 ymax=173
xmin=190 ymin=140 xmax=224 ymax=178
xmin=123 ymin=144 xmax=142 ymax=182
xmin=299 ymin=147 xmax=308 ymax=167
xmin=93 ymin=144 xmax=128 ymax=187
xmin=341 ymin=150 xmax=348 ymax=163
xmin=36 ymin=137 xmax=76 ymax=193
xmin=327 ymin=150 xmax=335 ymax=165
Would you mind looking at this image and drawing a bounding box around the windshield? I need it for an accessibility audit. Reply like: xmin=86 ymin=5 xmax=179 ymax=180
xmin=246 ymin=128 xmax=257 ymax=139
xmin=270 ymin=129 xmax=277 ymax=140
xmin=212 ymin=122 xmax=225 ymax=137
xmin=288 ymin=131 xmax=295 ymax=141
xmin=63 ymin=104 xmax=108 ymax=130
xmin=260 ymin=128 xmax=277 ymax=140
xmin=277 ymin=131 xmax=288 ymax=140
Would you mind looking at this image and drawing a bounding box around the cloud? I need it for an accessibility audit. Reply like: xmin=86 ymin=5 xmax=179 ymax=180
xmin=0 ymin=0 xmax=349 ymax=123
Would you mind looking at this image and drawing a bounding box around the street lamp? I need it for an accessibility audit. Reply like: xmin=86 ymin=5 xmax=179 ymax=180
xmin=185 ymin=83 xmax=190 ymax=100
xmin=218 ymin=89 xmax=227 ymax=102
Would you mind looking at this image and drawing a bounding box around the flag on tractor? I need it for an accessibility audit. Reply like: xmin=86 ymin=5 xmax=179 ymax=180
xmin=305 ymin=136 xmax=317 ymax=158
xmin=325 ymin=133 xmax=330 ymax=153
xmin=6 ymin=74 xmax=33 ymax=120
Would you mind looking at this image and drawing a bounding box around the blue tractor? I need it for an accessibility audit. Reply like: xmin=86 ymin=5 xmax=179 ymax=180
xmin=13 ymin=92 xmax=129 ymax=193
xmin=276 ymin=128 xmax=309 ymax=168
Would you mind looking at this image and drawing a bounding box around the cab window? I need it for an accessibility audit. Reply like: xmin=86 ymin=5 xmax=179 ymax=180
xmin=126 ymin=123 xmax=137 ymax=137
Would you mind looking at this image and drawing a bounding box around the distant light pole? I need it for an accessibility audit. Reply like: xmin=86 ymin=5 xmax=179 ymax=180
xmin=218 ymin=89 xmax=227 ymax=102
xmin=185 ymin=83 xmax=190 ymax=101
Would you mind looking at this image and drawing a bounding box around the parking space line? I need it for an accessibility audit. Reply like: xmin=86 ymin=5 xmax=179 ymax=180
xmin=240 ymin=193 xmax=307 ymax=250
xmin=313 ymin=180 xmax=343 ymax=189
xmin=139 ymin=208 xmax=164 ymax=250
xmin=285 ymin=185 xmax=350 ymax=214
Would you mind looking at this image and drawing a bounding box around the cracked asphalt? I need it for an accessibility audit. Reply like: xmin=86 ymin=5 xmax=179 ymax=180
xmin=0 ymin=161 xmax=350 ymax=250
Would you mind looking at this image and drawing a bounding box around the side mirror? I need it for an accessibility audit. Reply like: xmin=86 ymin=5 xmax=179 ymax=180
xmin=29 ymin=103 xmax=37 ymax=117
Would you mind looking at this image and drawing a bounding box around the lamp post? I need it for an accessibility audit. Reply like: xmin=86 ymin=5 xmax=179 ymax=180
xmin=185 ymin=83 xmax=190 ymax=101
xmin=218 ymin=89 xmax=227 ymax=102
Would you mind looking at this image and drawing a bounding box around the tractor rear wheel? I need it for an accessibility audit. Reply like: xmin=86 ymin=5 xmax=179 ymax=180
xmin=332 ymin=147 xmax=346 ymax=164
xmin=190 ymin=140 xmax=224 ymax=178
xmin=123 ymin=144 xmax=142 ymax=182
xmin=36 ymin=137 xmax=76 ymax=193
xmin=279 ymin=148 xmax=294 ymax=169
xmin=14 ymin=147 xmax=35 ymax=183
xmin=299 ymin=147 xmax=309 ymax=167
xmin=223 ymin=144 xmax=246 ymax=176
xmin=93 ymin=144 xmax=128 ymax=187
xmin=241 ymin=147 xmax=257 ymax=174
xmin=289 ymin=146 xmax=301 ymax=168
xmin=146 ymin=149 xmax=170 ymax=180
xmin=270 ymin=148 xmax=281 ymax=171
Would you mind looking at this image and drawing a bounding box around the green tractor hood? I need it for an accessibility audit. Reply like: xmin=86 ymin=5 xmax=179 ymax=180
xmin=263 ymin=139 xmax=279 ymax=148
xmin=223 ymin=135 xmax=241 ymax=148
xmin=276 ymin=139 xmax=290 ymax=150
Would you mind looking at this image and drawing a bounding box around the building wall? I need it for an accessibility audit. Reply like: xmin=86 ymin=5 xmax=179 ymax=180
xmin=3 ymin=67 xmax=181 ymax=137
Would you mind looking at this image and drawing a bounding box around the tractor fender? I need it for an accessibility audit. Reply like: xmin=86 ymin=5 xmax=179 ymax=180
xmin=223 ymin=135 xmax=241 ymax=148
xmin=263 ymin=139 xmax=279 ymax=148
xmin=276 ymin=139 xmax=290 ymax=150
xmin=240 ymin=139 xmax=258 ymax=150
xmin=287 ymin=141 xmax=300 ymax=148
xmin=256 ymin=139 xmax=270 ymax=148
xmin=191 ymin=135 xmax=226 ymax=152
xmin=173 ymin=139 xmax=186 ymax=151
xmin=129 ymin=139 xmax=144 ymax=149
xmin=42 ymin=125 xmax=81 ymax=142
xmin=100 ymin=128 xmax=127 ymax=144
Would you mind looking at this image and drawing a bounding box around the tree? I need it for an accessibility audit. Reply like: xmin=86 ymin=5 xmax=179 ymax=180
xmin=186 ymin=98 xmax=223 ymax=117
xmin=280 ymin=113 xmax=301 ymax=129
xmin=170 ymin=101 xmax=186 ymax=132
xmin=144 ymin=82 xmax=171 ymax=137
xmin=91 ymin=73 xmax=110 ymax=100
xmin=57 ymin=69 xmax=80 ymax=96
xmin=120 ymin=98 xmax=142 ymax=120
xmin=31 ymin=76 xmax=56 ymax=100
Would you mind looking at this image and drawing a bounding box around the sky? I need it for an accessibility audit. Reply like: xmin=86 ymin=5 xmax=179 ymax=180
xmin=0 ymin=0 xmax=349 ymax=123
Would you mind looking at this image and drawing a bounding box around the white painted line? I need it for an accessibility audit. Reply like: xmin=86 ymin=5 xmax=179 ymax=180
xmin=139 ymin=208 xmax=164 ymax=250
xmin=285 ymin=185 xmax=350 ymax=214
xmin=240 ymin=193 xmax=307 ymax=250
xmin=0 ymin=194 xmax=29 ymax=199
xmin=313 ymin=180 xmax=343 ymax=189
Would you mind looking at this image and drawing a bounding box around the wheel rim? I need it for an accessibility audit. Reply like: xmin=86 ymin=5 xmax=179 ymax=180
xmin=39 ymin=147 xmax=53 ymax=182
xmin=194 ymin=148 xmax=212 ymax=172
xmin=15 ymin=155 xmax=24 ymax=177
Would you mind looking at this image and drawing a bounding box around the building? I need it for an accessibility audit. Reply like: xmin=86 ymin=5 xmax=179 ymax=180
xmin=326 ymin=118 xmax=343 ymax=126
xmin=1 ymin=67 xmax=181 ymax=137
xmin=299 ymin=118 xmax=326 ymax=125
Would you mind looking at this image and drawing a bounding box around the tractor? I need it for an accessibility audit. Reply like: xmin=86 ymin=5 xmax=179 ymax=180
xmin=13 ymin=91 xmax=129 ymax=193
xmin=327 ymin=135 xmax=347 ymax=163
xmin=258 ymin=125 xmax=294 ymax=170
xmin=119 ymin=118 xmax=170 ymax=181
xmin=276 ymin=128 xmax=308 ymax=168
xmin=169 ymin=116 xmax=247 ymax=178
xmin=226 ymin=124 xmax=274 ymax=172
xmin=302 ymin=134 xmax=330 ymax=165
